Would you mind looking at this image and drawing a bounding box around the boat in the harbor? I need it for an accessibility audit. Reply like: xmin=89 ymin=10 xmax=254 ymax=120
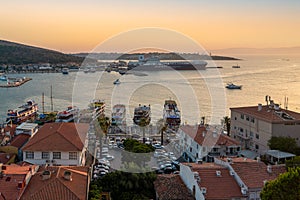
xmin=0 ymin=74 xmax=7 ymax=81
xmin=6 ymin=100 xmax=38 ymax=124
xmin=226 ymin=83 xmax=242 ymax=89
xmin=128 ymin=55 xmax=207 ymax=71
xmin=55 ymin=106 xmax=79 ymax=122
xmin=163 ymin=99 xmax=181 ymax=130
xmin=113 ymin=79 xmax=121 ymax=85
xmin=111 ymin=104 xmax=126 ymax=126
xmin=232 ymin=65 xmax=240 ymax=68
xmin=62 ymin=68 xmax=69 ymax=75
xmin=90 ymin=67 xmax=96 ymax=73
xmin=133 ymin=104 xmax=151 ymax=126
xmin=90 ymin=99 xmax=105 ymax=118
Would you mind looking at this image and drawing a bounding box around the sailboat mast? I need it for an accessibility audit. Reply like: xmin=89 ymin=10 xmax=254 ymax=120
xmin=42 ymin=92 xmax=45 ymax=114
xmin=50 ymin=85 xmax=53 ymax=112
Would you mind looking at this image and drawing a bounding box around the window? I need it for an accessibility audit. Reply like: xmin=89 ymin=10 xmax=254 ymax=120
xmin=256 ymin=134 xmax=259 ymax=139
xmin=196 ymin=153 xmax=199 ymax=158
xmin=42 ymin=152 xmax=49 ymax=159
xmin=196 ymin=144 xmax=199 ymax=149
xmin=25 ymin=151 xmax=34 ymax=159
xmin=69 ymin=152 xmax=77 ymax=160
xmin=246 ymin=115 xmax=250 ymax=121
xmin=53 ymin=152 xmax=61 ymax=159
xmin=240 ymin=128 xmax=244 ymax=133
xmin=241 ymin=114 xmax=244 ymax=119
xmin=190 ymin=147 xmax=192 ymax=152
xmin=255 ymin=144 xmax=259 ymax=150
xmin=251 ymin=117 xmax=255 ymax=123
xmin=234 ymin=117 xmax=237 ymax=120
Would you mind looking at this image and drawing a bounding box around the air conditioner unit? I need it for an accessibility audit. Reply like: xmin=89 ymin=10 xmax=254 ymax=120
xmin=241 ymin=188 xmax=247 ymax=195
xmin=45 ymin=160 xmax=50 ymax=163
xmin=216 ymin=170 xmax=221 ymax=177
xmin=201 ymin=187 xmax=207 ymax=194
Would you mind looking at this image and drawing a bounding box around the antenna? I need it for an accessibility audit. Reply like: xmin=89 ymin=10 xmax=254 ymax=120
xmin=50 ymin=85 xmax=53 ymax=112
xmin=286 ymin=97 xmax=288 ymax=110
xmin=42 ymin=92 xmax=45 ymax=114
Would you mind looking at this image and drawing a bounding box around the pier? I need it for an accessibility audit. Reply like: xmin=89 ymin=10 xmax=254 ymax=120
xmin=0 ymin=77 xmax=32 ymax=88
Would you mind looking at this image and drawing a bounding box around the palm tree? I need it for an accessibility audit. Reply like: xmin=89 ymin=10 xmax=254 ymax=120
xmin=156 ymin=118 xmax=167 ymax=145
xmin=223 ymin=116 xmax=231 ymax=136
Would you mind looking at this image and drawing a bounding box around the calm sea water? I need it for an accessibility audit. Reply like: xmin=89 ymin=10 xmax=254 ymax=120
xmin=1 ymin=54 xmax=300 ymax=125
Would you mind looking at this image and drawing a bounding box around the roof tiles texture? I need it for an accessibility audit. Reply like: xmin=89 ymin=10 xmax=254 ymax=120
xmin=154 ymin=174 xmax=195 ymax=200
xmin=230 ymin=160 xmax=286 ymax=189
xmin=231 ymin=105 xmax=300 ymax=123
xmin=22 ymin=123 xmax=89 ymax=152
xmin=10 ymin=134 xmax=30 ymax=149
xmin=0 ymin=164 xmax=37 ymax=200
xmin=181 ymin=125 xmax=240 ymax=147
xmin=188 ymin=163 xmax=244 ymax=200
xmin=20 ymin=166 xmax=89 ymax=200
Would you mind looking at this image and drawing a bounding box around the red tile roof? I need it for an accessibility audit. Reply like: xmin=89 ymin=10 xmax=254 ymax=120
xmin=154 ymin=174 xmax=195 ymax=200
xmin=186 ymin=163 xmax=244 ymax=200
xmin=231 ymin=105 xmax=300 ymax=123
xmin=230 ymin=159 xmax=286 ymax=189
xmin=22 ymin=123 xmax=89 ymax=152
xmin=0 ymin=164 xmax=37 ymax=200
xmin=10 ymin=134 xmax=30 ymax=149
xmin=180 ymin=125 xmax=240 ymax=147
xmin=20 ymin=166 xmax=89 ymax=200
xmin=0 ymin=153 xmax=16 ymax=164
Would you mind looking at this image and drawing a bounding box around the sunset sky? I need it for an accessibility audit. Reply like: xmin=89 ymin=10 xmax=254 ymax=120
xmin=1 ymin=0 xmax=300 ymax=53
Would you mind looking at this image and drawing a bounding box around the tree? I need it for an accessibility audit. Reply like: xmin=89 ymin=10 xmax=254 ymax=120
xmin=286 ymin=156 xmax=300 ymax=169
xmin=98 ymin=116 xmax=111 ymax=135
xmin=260 ymin=167 xmax=300 ymax=200
xmin=222 ymin=116 xmax=231 ymax=136
xmin=268 ymin=136 xmax=298 ymax=154
xmin=156 ymin=118 xmax=167 ymax=145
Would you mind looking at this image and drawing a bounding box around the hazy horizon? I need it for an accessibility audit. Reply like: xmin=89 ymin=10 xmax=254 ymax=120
xmin=1 ymin=0 xmax=300 ymax=53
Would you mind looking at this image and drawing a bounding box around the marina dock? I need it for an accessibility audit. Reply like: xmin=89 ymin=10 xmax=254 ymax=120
xmin=0 ymin=77 xmax=32 ymax=88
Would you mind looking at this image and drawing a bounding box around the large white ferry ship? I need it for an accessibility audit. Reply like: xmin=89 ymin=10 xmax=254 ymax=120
xmin=7 ymin=100 xmax=38 ymax=124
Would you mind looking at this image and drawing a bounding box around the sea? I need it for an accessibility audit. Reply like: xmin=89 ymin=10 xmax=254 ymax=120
xmin=1 ymin=54 xmax=300 ymax=126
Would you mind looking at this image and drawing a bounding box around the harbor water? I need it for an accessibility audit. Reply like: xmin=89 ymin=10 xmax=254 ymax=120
xmin=1 ymin=54 xmax=300 ymax=125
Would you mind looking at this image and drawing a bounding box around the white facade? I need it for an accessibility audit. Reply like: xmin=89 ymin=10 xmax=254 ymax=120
xmin=231 ymin=107 xmax=300 ymax=155
xmin=23 ymin=149 xmax=86 ymax=166
xmin=179 ymin=164 xmax=205 ymax=200
xmin=16 ymin=123 xmax=39 ymax=136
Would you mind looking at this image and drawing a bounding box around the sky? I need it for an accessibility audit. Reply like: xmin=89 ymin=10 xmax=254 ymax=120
xmin=1 ymin=0 xmax=300 ymax=53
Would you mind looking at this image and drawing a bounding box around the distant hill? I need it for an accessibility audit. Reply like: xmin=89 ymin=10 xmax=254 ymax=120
xmin=73 ymin=52 xmax=239 ymax=60
xmin=0 ymin=40 xmax=84 ymax=65
xmin=212 ymin=47 xmax=300 ymax=55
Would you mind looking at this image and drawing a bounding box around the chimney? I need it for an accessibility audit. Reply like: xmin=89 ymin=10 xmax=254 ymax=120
xmin=63 ymin=170 xmax=72 ymax=181
xmin=42 ymin=170 xmax=51 ymax=180
xmin=17 ymin=181 xmax=24 ymax=190
xmin=258 ymin=103 xmax=262 ymax=111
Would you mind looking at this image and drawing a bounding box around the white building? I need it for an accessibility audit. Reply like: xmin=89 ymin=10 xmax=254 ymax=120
xmin=179 ymin=124 xmax=241 ymax=162
xmin=22 ymin=123 xmax=89 ymax=166
xmin=15 ymin=122 xmax=39 ymax=136
xmin=230 ymin=100 xmax=300 ymax=155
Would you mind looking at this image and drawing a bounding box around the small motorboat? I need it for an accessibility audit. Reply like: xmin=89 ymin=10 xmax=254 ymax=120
xmin=226 ymin=83 xmax=242 ymax=89
xmin=113 ymin=79 xmax=121 ymax=85
xmin=0 ymin=74 xmax=7 ymax=81
xmin=232 ymin=65 xmax=240 ymax=68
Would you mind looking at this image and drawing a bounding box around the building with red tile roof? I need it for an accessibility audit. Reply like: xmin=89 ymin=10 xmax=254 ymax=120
xmin=180 ymin=163 xmax=245 ymax=200
xmin=0 ymin=153 xmax=16 ymax=164
xmin=215 ymin=157 xmax=286 ymax=199
xmin=20 ymin=166 xmax=89 ymax=200
xmin=22 ymin=123 xmax=89 ymax=166
xmin=179 ymin=125 xmax=241 ymax=162
xmin=0 ymin=164 xmax=38 ymax=200
xmin=230 ymin=101 xmax=300 ymax=154
xmin=154 ymin=174 xmax=195 ymax=200
xmin=10 ymin=133 xmax=30 ymax=149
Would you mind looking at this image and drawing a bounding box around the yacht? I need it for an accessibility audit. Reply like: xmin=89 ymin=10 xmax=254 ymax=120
xmin=226 ymin=83 xmax=242 ymax=89
xmin=163 ymin=99 xmax=181 ymax=130
xmin=62 ymin=68 xmax=69 ymax=75
xmin=6 ymin=100 xmax=38 ymax=124
xmin=111 ymin=104 xmax=126 ymax=126
xmin=55 ymin=106 xmax=79 ymax=122
xmin=113 ymin=79 xmax=121 ymax=85
xmin=133 ymin=104 xmax=151 ymax=126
